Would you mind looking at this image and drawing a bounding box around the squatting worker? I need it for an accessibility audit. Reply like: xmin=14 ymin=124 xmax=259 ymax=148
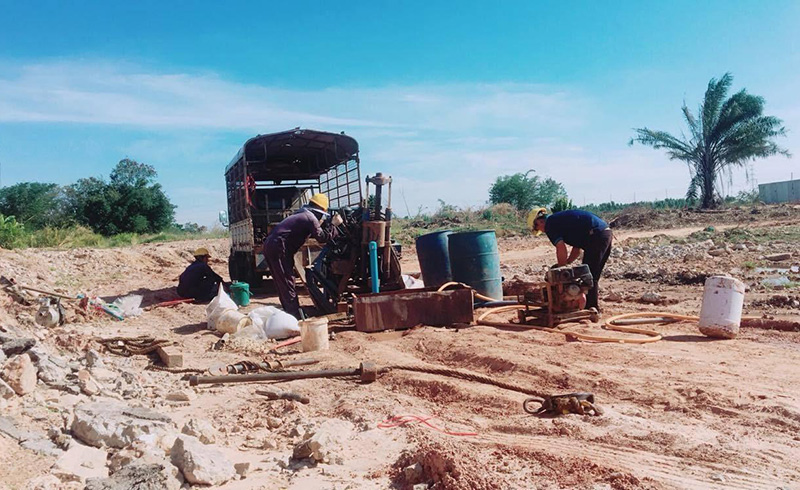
xmin=177 ymin=247 xmax=224 ymax=302
xmin=263 ymin=193 xmax=343 ymax=319
xmin=528 ymin=208 xmax=613 ymax=311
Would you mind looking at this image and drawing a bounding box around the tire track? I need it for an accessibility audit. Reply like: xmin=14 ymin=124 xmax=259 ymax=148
xmin=470 ymin=431 xmax=791 ymax=490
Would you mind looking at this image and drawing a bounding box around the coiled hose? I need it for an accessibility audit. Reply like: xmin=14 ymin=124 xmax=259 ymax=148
xmin=436 ymin=281 xmax=706 ymax=344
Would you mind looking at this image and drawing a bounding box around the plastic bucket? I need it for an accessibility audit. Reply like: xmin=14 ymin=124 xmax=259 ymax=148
xmin=299 ymin=317 xmax=329 ymax=352
xmin=217 ymin=309 xmax=252 ymax=334
xmin=448 ymin=230 xmax=503 ymax=300
xmin=416 ymin=230 xmax=453 ymax=288
xmin=230 ymin=281 xmax=251 ymax=307
xmin=698 ymin=275 xmax=745 ymax=339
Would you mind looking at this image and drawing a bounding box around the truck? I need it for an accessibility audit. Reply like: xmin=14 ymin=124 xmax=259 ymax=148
xmin=224 ymin=128 xmax=362 ymax=287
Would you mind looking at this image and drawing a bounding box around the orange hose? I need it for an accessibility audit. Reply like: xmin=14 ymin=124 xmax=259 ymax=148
xmin=476 ymin=305 xmax=663 ymax=344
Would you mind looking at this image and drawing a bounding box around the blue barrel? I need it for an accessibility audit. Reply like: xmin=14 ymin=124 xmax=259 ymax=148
xmin=448 ymin=230 xmax=502 ymax=300
xmin=415 ymin=230 xmax=453 ymax=288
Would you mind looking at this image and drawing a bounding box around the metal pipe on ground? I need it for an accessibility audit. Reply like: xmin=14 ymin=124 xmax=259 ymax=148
xmin=189 ymin=361 xmax=378 ymax=386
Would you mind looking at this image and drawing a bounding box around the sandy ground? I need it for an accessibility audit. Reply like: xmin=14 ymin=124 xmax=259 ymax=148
xmin=1 ymin=214 xmax=799 ymax=489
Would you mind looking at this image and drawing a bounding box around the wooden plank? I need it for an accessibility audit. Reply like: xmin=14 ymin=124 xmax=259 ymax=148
xmin=156 ymin=345 xmax=183 ymax=368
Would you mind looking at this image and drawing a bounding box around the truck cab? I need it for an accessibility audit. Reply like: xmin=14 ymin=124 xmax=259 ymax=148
xmin=225 ymin=128 xmax=362 ymax=287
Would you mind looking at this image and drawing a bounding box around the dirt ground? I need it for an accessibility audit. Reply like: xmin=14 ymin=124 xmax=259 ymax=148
xmin=1 ymin=208 xmax=799 ymax=489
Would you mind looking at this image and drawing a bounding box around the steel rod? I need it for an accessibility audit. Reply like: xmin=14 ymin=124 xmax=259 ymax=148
xmin=189 ymin=367 xmax=360 ymax=386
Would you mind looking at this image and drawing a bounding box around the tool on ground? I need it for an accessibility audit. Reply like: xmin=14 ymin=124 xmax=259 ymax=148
xmin=255 ymin=389 xmax=310 ymax=404
xmin=145 ymin=298 xmax=194 ymax=310
xmin=515 ymin=264 xmax=600 ymax=327
xmin=35 ymin=297 xmax=67 ymax=328
xmin=523 ymin=393 xmax=603 ymax=416
xmin=270 ymin=336 xmax=302 ymax=352
xmin=189 ymin=361 xmax=378 ymax=386
xmin=2 ymin=277 xmax=76 ymax=301
xmin=97 ymin=336 xmax=173 ymax=356
xmin=208 ymin=358 xmax=319 ymax=375
xmin=191 ymin=359 xmax=601 ymax=417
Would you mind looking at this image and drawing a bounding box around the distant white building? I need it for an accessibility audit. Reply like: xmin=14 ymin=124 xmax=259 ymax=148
xmin=758 ymin=179 xmax=800 ymax=203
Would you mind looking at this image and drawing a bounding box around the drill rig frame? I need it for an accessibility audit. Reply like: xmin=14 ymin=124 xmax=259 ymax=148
xmin=305 ymin=173 xmax=404 ymax=314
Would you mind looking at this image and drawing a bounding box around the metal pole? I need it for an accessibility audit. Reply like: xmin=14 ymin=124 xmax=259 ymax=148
xmin=369 ymin=241 xmax=379 ymax=293
xmin=189 ymin=367 xmax=359 ymax=386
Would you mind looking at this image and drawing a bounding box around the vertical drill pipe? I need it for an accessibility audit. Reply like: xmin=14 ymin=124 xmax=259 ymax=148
xmin=369 ymin=241 xmax=380 ymax=293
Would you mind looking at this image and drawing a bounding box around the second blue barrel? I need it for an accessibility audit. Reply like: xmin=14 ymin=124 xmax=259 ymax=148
xmin=448 ymin=230 xmax=502 ymax=300
xmin=415 ymin=230 xmax=453 ymax=288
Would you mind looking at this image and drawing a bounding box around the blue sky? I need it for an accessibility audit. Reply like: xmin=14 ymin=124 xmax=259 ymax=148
xmin=1 ymin=1 xmax=798 ymax=224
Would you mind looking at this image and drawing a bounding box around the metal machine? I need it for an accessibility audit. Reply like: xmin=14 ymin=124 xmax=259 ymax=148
xmin=305 ymin=172 xmax=404 ymax=314
xmin=516 ymin=264 xmax=599 ymax=327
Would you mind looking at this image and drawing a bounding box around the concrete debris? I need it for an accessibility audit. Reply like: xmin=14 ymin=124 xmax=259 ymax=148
xmin=640 ymin=292 xmax=664 ymax=304
xmin=32 ymin=353 xmax=70 ymax=387
xmin=234 ymin=462 xmax=250 ymax=478
xmin=292 ymin=419 xmax=355 ymax=464
xmin=170 ymin=435 xmax=235 ymax=486
xmin=2 ymin=353 xmax=38 ymax=395
xmin=0 ymin=415 xmax=31 ymax=441
xmin=85 ymin=463 xmax=183 ymax=490
xmin=85 ymin=349 xmax=104 ymax=368
xmin=266 ymin=416 xmax=283 ymax=429
xmin=404 ymin=462 xmax=425 ymax=484
xmin=51 ymin=443 xmax=109 ymax=483
xmin=181 ymin=418 xmax=218 ymax=444
xmin=0 ymin=348 xmax=6 ymax=366
xmin=165 ymin=389 xmax=196 ymax=402
xmin=22 ymin=475 xmax=69 ymax=490
xmin=0 ymin=377 xmax=16 ymax=399
xmin=0 ymin=335 xmax=36 ymax=357
xmin=78 ymin=369 xmax=103 ymax=396
xmin=21 ymin=437 xmax=64 ymax=456
xmin=71 ymin=401 xmax=173 ymax=449
xmin=765 ymin=253 xmax=792 ymax=262
xmin=707 ymin=248 xmax=729 ymax=257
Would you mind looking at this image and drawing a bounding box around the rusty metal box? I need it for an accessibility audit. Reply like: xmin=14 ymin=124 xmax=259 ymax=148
xmin=353 ymin=288 xmax=474 ymax=332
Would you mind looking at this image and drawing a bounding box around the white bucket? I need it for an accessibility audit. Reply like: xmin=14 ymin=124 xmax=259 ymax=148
xmin=216 ymin=309 xmax=253 ymax=334
xmin=300 ymin=317 xmax=329 ymax=352
xmin=698 ymin=275 xmax=745 ymax=339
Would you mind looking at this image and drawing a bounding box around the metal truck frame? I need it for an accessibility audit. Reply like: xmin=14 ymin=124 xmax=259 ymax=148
xmin=224 ymin=128 xmax=362 ymax=287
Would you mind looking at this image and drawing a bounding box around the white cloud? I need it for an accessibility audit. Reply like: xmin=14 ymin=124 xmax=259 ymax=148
xmin=0 ymin=59 xmax=796 ymax=224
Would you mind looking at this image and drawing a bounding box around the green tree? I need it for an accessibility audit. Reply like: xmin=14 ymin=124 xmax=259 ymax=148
xmin=0 ymin=182 xmax=71 ymax=229
xmin=630 ymin=73 xmax=790 ymax=209
xmin=66 ymin=159 xmax=176 ymax=235
xmin=551 ymin=196 xmax=575 ymax=213
xmin=488 ymin=171 xmax=567 ymax=211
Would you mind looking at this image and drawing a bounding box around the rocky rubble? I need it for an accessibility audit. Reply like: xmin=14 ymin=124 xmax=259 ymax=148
xmin=171 ymin=435 xmax=236 ymax=485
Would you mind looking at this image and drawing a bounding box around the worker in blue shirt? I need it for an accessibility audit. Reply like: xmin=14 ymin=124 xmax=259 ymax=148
xmin=528 ymin=208 xmax=613 ymax=311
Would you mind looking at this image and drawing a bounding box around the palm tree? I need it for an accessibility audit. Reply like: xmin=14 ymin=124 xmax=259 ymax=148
xmin=630 ymin=73 xmax=789 ymax=208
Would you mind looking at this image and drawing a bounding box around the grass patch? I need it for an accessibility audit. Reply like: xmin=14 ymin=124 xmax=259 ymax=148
xmin=0 ymin=224 xmax=229 ymax=250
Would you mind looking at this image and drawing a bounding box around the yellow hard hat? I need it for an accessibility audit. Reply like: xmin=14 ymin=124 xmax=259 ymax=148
xmin=526 ymin=207 xmax=548 ymax=235
xmin=193 ymin=247 xmax=210 ymax=257
xmin=309 ymin=193 xmax=329 ymax=212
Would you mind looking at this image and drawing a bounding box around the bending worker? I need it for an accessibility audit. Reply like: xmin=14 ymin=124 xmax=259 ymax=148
xmin=528 ymin=208 xmax=613 ymax=311
xmin=263 ymin=193 xmax=343 ymax=318
xmin=178 ymin=247 xmax=224 ymax=302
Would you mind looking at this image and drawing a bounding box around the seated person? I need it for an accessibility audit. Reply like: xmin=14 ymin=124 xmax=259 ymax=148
xmin=177 ymin=247 xmax=223 ymax=302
